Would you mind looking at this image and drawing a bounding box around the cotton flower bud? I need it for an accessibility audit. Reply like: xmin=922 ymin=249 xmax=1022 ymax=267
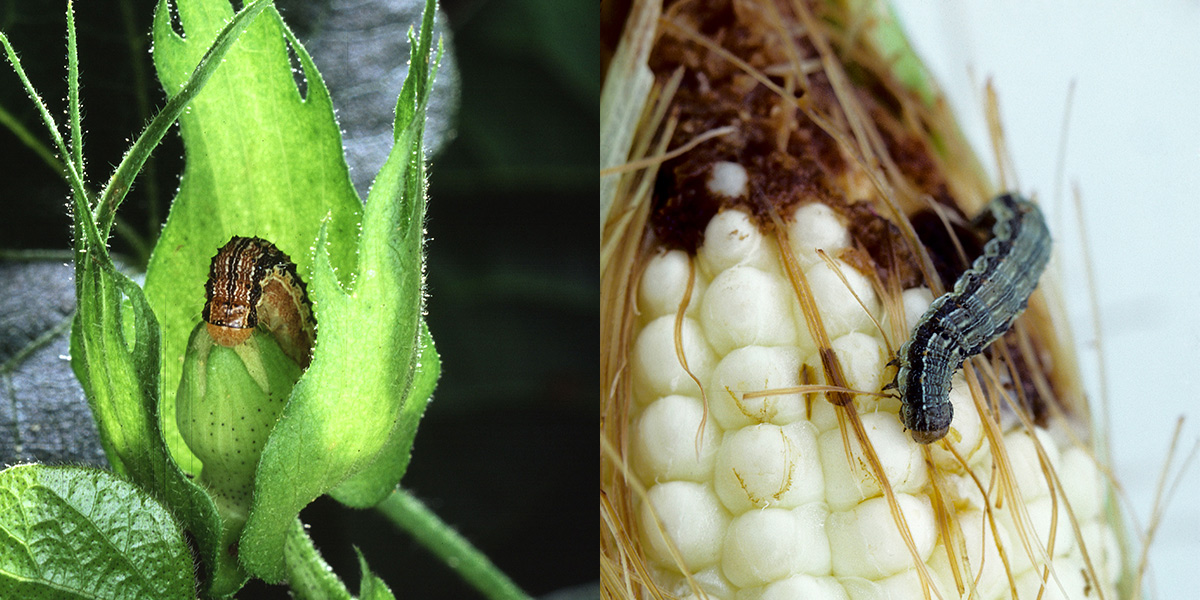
xmin=176 ymin=322 xmax=301 ymax=535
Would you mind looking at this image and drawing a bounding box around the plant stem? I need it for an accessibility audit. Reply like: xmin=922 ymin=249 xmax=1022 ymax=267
xmin=283 ymin=519 xmax=353 ymax=600
xmin=377 ymin=488 xmax=532 ymax=600
xmin=0 ymin=102 xmax=65 ymax=177
xmin=66 ymin=0 xmax=84 ymax=178
xmin=0 ymin=30 xmax=88 ymax=204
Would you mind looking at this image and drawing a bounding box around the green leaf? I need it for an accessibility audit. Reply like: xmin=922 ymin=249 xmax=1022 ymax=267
xmin=65 ymin=122 xmax=226 ymax=586
xmin=143 ymin=0 xmax=364 ymax=477
xmin=240 ymin=0 xmax=441 ymax=581
xmin=356 ymin=549 xmax=397 ymax=600
xmin=0 ymin=465 xmax=195 ymax=600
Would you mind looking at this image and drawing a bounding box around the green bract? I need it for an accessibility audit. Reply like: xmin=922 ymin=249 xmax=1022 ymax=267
xmin=144 ymin=0 xmax=363 ymax=468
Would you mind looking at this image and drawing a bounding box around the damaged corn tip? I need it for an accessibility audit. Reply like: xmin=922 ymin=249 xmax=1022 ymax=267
xmin=628 ymin=201 xmax=1120 ymax=599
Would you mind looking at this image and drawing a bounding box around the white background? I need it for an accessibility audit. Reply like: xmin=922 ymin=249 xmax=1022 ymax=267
xmin=889 ymin=1 xmax=1200 ymax=597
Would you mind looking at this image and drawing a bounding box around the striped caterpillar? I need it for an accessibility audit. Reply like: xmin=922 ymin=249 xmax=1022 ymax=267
xmin=202 ymin=236 xmax=316 ymax=368
xmin=894 ymin=194 xmax=1051 ymax=444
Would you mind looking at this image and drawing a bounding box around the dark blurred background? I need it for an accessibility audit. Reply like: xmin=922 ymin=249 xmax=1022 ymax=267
xmin=0 ymin=0 xmax=595 ymax=597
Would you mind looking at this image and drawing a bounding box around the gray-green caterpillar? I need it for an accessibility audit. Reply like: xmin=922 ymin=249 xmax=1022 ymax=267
xmin=894 ymin=194 xmax=1052 ymax=444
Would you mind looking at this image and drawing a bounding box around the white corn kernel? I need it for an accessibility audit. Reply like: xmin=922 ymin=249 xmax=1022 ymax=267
xmin=698 ymin=209 xmax=778 ymax=276
xmin=708 ymin=345 xmax=806 ymax=430
xmin=638 ymin=249 xmax=707 ymax=319
xmin=700 ymin=266 xmax=799 ymax=355
xmin=787 ymin=203 xmax=852 ymax=268
xmin=1002 ymin=494 xmax=1077 ymax=575
xmin=828 ymin=493 xmax=936 ymax=579
xmin=707 ymin=161 xmax=749 ymax=199
xmin=818 ymin=412 xmax=928 ymax=511
xmin=996 ymin=429 xmax=1062 ymax=500
xmin=927 ymin=510 xmax=1013 ymax=598
xmin=658 ymin=565 xmax=736 ymax=600
xmin=746 ymin=574 xmax=848 ymax=600
xmin=712 ymin=422 xmax=823 ymax=512
xmin=632 ymin=315 xmax=717 ymax=401
xmin=721 ymin=503 xmax=832 ymax=588
xmin=633 ymin=395 xmax=723 ymax=483
xmin=640 ymin=481 xmax=730 ymax=571
xmin=1060 ymin=446 xmax=1104 ymax=521
xmin=899 ymin=287 xmax=934 ymax=330
xmin=802 ymin=258 xmax=880 ymax=340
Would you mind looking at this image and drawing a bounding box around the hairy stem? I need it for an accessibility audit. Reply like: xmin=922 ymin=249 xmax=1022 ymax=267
xmin=377 ymin=488 xmax=531 ymax=600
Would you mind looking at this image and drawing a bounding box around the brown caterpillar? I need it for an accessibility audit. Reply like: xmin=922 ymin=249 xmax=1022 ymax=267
xmin=202 ymin=236 xmax=316 ymax=368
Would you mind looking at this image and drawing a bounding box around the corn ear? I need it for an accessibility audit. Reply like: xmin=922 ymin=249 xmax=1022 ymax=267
xmin=601 ymin=1 xmax=1133 ymax=599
